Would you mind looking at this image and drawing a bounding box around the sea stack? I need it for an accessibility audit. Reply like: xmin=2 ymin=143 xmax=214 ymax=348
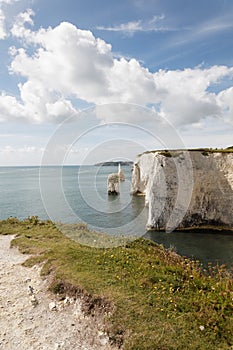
xmin=107 ymin=173 xmax=120 ymax=195
xmin=118 ymin=164 xmax=125 ymax=181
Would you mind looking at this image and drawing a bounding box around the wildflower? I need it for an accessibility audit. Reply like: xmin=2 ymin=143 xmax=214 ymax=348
xmin=199 ymin=325 xmax=205 ymax=331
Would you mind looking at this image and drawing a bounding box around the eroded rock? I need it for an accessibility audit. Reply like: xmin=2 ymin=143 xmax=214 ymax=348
xmin=131 ymin=150 xmax=233 ymax=231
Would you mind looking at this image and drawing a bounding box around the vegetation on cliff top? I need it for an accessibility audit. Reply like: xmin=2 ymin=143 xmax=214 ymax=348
xmin=138 ymin=146 xmax=233 ymax=157
xmin=0 ymin=217 xmax=232 ymax=350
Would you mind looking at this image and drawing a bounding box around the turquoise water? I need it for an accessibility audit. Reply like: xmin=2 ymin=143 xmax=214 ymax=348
xmin=0 ymin=165 xmax=233 ymax=267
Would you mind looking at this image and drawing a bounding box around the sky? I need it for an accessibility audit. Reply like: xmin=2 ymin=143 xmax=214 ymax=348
xmin=0 ymin=0 xmax=233 ymax=165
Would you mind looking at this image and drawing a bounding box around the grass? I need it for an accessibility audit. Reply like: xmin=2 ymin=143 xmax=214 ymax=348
xmin=56 ymin=222 xmax=135 ymax=248
xmin=138 ymin=147 xmax=233 ymax=158
xmin=0 ymin=217 xmax=233 ymax=349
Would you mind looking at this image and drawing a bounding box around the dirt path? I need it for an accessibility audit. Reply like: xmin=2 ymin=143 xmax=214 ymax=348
xmin=0 ymin=235 xmax=116 ymax=350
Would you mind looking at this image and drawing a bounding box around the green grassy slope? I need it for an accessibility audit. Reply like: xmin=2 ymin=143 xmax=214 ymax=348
xmin=0 ymin=217 xmax=232 ymax=350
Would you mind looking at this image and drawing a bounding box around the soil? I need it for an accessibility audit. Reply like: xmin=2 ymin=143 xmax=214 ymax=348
xmin=0 ymin=235 xmax=118 ymax=350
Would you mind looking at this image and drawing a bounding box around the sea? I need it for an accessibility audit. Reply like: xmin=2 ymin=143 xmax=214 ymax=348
xmin=0 ymin=165 xmax=233 ymax=267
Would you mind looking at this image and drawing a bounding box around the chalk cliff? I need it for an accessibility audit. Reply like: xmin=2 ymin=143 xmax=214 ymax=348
xmin=131 ymin=149 xmax=233 ymax=231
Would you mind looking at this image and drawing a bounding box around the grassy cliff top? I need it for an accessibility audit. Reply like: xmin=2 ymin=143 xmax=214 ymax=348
xmin=0 ymin=217 xmax=232 ymax=350
xmin=138 ymin=146 xmax=233 ymax=157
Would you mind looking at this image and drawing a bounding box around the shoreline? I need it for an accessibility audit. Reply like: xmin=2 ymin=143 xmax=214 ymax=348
xmin=146 ymin=226 xmax=233 ymax=233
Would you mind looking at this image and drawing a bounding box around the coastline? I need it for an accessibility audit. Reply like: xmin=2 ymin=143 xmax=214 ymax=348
xmin=146 ymin=226 xmax=233 ymax=233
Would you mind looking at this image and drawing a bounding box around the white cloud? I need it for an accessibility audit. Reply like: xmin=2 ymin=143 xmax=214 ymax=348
xmin=196 ymin=14 xmax=233 ymax=36
xmin=0 ymin=8 xmax=7 ymax=38
xmin=96 ymin=15 xmax=170 ymax=36
xmin=0 ymin=0 xmax=19 ymax=39
xmin=97 ymin=20 xmax=142 ymax=34
xmin=217 ymin=87 xmax=233 ymax=125
xmin=153 ymin=66 xmax=233 ymax=125
xmin=11 ymin=8 xmax=35 ymax=41
xmin=0 ymin=0 xmax=19 ymax=4
xmin=0 ymin=92 xmax=26 ymax=122
xmin=171 ymin=14 xmax=233 ymax=47
xmin=0 ymin=145 xmax=44 ymax=153
xmin=0 ymin=145 xmax=45 ymax=165
xmin=0 ymin=10 xmax=233 ymax=128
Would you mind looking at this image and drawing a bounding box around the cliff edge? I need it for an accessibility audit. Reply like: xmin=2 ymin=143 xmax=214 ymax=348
xmin=131 ymin=149 xmax=233 ymax=231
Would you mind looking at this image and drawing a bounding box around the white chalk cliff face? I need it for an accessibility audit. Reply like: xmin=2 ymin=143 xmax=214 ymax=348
xmin=131 ymin=150 xmax=233 ymax=231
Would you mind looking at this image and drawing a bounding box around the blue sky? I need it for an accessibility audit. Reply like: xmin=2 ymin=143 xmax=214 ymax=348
xmin=0 ymin=0 xmax=233 ymax=165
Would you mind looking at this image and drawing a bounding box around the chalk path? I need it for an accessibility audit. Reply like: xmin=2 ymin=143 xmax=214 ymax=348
xmin=0 ymin=235 xmax=115 ymax=350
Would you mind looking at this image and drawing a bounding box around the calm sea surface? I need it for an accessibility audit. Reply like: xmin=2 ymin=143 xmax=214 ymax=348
xmin=0 ymin=165 xmax=232 ymax=267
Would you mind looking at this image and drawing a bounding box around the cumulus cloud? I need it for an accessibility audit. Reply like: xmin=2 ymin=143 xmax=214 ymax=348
xmin=11 ymin=8 xmax=35 ymax=41
xmin=153 ymin=66 xmax=233 ymax=125
xmin=0 ymin=92 xmax=26 ymax=122
xmin=217 ymin=87 xmax=233 ymax=125
xmin=0 ymin=9 xmax=233 ymax=127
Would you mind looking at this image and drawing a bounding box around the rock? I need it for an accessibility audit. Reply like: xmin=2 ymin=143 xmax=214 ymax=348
xmin=98 ymin=331 xmax=109 ymax=346
xmin=63 ymin=297 xmax=70 ymax=305
xmin=49 ymin=301 xmax=57 ymax=311
xmin=30 ymin=295 xmax=38 ymax=307
xmin=131 ymin=150 xmax=233 ymax=231
xmin=63 ymin=296 xmax=74 ymax=305
xmin=118 ymin=164 xmax=125 ymax=181
xmin=107 ymin=173 xmax=120 ymax=195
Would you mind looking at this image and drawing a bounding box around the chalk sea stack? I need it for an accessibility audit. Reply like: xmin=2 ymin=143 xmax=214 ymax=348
xmin=107 ymin=173 xmax=120 ymax=195
xmin=118 ymin=164 xmax=125 ymax=181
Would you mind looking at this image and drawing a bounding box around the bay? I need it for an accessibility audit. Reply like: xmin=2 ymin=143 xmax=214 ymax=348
xmin=0 ymin=165 xmax=232 ymax=267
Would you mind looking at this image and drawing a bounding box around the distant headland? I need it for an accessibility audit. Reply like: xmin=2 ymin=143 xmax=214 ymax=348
xmin=95 ymin=161 xmax=133 ymax=166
